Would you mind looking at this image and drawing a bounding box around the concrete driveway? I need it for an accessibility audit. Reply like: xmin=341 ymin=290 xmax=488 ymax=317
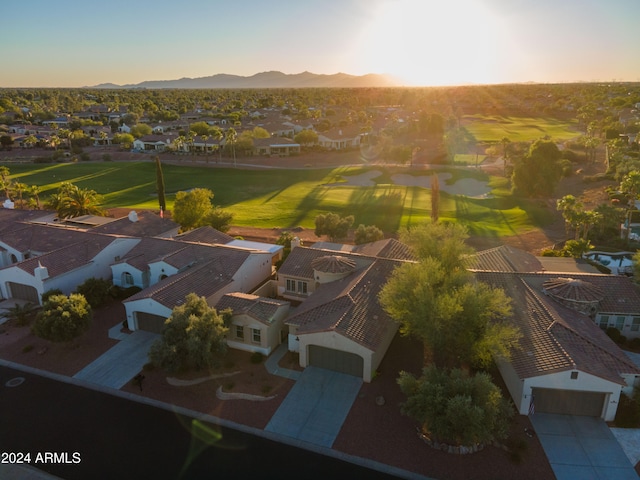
xmin=530 ymin=413 xmax=639 ymax=480
xmin=73 ymin=330 xmax=159 ymax=389
xmin=265 ymin=366 xmax=362 ymax=448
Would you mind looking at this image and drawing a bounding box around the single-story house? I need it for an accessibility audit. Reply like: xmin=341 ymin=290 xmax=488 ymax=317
xmin=216 ymin=292 xmax=290 ymax=356
xmin=252 ymin=137 xmax=300 ymax=156
xmin=276 ymin=240 xmax=414 ymax=382
xmin=0 ymin=234 xmax=139 ymax=304
xmin=471 ymin=245 xmax=640 ymax=420
xmin=132 ymin=135 xmax=173 ymax=152
xmin=317 ymin=126 xmax=364 ymax=150
xmin=117 ymin=240 xmax=274 ymax=333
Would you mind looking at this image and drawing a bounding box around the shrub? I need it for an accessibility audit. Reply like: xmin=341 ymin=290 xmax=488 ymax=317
xmin=628 ymin=337 xmax=640 ymax=352
xmin=75 ymin=277 xmax=113 ymax=308
xmin=102 ymin=153 xmax=112 ymax=162
xmin=606 ymin=327 xmax=626 ymax=345
xmin=1 ymin=302 xmax=38 ymax=326
xmin=398 ymin=365 xmax=514 ymax=446
xmin=41 ymin=289 xmax=63 ymax=303
xmin=32 ymin=294 xmax=92 ymax=342
xmin=22 ymin=344 xmax=34 ymax=353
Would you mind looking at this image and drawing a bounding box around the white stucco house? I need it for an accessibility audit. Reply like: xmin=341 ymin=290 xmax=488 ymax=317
xmin=117 ymin=239 xmax=274 ymax=333
xmin=276 ymin=239 xmax=415 ymax=382
xmin=472 ymin=245 xmax=640 ymax=421
xmin=0 ymin=234 xmax=139 ymax=304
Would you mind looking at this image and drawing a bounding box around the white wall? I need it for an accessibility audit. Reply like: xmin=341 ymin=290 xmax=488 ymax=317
xmin=522 ymin=371 xmax=623 ymax=421
xmin=124 ymin=298 xmax=172 ymax=330
xmin=298 ymin=331 xmax=374 ymax=382
xmin=234 ymin=252 xmax=273 ymax=292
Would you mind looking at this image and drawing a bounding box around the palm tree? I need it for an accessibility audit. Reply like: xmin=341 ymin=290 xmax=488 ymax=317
xmin=27 ymin=185 xmax=42 ymax=210
xmin=12 ymin=182 xmax=27 ymax=209
xmin=225 ymin=127 xmax=238 ymax=167
xmin=99 ymin=131 xmax=109 ymax=148
xmin=620 ymin=171 xmax=640 ymax=243
xmin=501 ymin=137 xmax=511 ymax=177
xmin=0 ymin=166 xmax=12 ymax=200
xmin=211 ymin=126 xmax=223 ymax=164
xmin=201 ymin=134 xmax=209 ymax=163
xmin=57 ymin=184 xmax=105 ymax=219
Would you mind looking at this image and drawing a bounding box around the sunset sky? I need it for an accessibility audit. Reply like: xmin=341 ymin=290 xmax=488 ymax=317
xmin=2 ymin=0 xmax=639 ymax=88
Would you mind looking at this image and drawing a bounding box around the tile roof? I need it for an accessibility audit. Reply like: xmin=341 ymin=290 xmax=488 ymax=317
xmin=522 ymin=273 xmax=640 ymax=314
xmin=15 ymin=235 xmax=117 ymax=278
xmin=124 ymin=248 xmax=251 ymax=309
xmin=286 ymin=259 xmax=401 ymax=350
xmin=91 ymin=211 xmax=178 ymax=237
xmin=215 ymin=292 xmax=289 ymax=325
xmin=476 ymin=272 xmax=640 ymax=384
xmin=311 ymin=238 xmax=416 ymax=261
xmin=0 ymin=222 xmax=93 ymax=253
xmin=310 ymin=255 xmax=357 ymax=274
xmin=468 ymin=245 xmax=544 ymax=272
xmin=175 ymin=226 xmax=234 ymax=245
xmin=278 ymin=246 xmax=375 ymax=279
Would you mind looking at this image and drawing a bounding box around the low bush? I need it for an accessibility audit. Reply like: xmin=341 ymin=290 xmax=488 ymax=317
xmin=75 ymin=277 xmax=113 ymax=308
xmin=614 ymin=387 xmax=640 ymax=428
xmin=32 ymin=294 xmax=92 ymax=342
xmin=250 ymin=352 xmax=264 ymax=364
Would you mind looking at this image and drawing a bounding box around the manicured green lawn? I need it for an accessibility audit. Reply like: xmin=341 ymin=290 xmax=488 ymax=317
xmin=462 ymin=115 xmax=579 ymax=143
xmin=6 ymin=161 xmax=552 ymax=237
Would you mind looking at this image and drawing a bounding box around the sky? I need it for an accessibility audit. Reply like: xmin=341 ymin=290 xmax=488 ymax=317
xmin=1 ymin=0 xmax=639 ymax=88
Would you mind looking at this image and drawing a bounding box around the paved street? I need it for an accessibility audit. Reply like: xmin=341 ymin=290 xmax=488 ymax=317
xmin=0 ymin=364 xmax=408 ymax=480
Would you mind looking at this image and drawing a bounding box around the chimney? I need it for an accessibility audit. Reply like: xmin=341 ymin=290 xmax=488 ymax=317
xmin=3 ymin=198 xmax=15 ymax=209
xmin=291 ymin=236 xmax=301 ymax=250
xmin=128 ymin=211 xmax=138 ymax=223
xmin=34 ymin=262 xmax=49 ymax=280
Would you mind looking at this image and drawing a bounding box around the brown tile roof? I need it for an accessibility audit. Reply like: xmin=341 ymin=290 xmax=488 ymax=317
xmin=0 ymin=222 xmax=94 ymax=254
xmin=310 ymin=255 xmax=357 ymax=274
xmin=91 ymin=211 xmax=178 ymax=237
xmin=114 ymin=237 xmax=185 ymax=271
xmin=216 ymin=292 xmax=289 ymax=325
xmin=286 ymin=259 xmax=401 ymax=350
xmin=469 ymin=245 xmax=544 ymax=272
xmin=522 ymin=273 xmax=640 ymax=314
xmin=16 ymin=235 xmax=117 ymax=278
xmin=176 ymin=226 xmax=234 ymax=245
xmin=124 ymin=248 xmax=251 ymax=309
xmin=278 ymin=246 xmax=375 ymax=280
xmin=476 ymin=272 xmax=640 ymax=384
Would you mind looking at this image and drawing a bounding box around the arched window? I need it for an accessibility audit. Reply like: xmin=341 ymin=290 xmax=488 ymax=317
xmin=10 ymin=254 xmax=18 ymax=264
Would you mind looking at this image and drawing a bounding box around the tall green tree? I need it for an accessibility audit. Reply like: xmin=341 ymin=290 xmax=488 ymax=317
xmin=620 ymin=171 xmax=640 ymax=243
xmin=172 ymin=188 xmax=234 ymax=232
xmin=354 ymin=224 xmax=384 ymax=245
xmin=379 ymin=222 xmax=519 ymax=368
xmin=155 ymin=156 xmax=166 ymax=214
xmin=148 ymin=293 xmax=229 ymax=372
xmin=225 ymin=127 xmax=238 ymax=167
xmin=314 ymin=212 xmax=355 ymax=242
xmin=511 ymin=139 xmax=562 ymax=197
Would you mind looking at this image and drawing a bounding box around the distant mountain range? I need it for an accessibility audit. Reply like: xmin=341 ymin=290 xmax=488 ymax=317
xmin=88 ymin=71 xmax=403 ymax=89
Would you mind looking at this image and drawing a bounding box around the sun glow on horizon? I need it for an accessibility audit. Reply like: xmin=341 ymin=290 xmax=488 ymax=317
xmin=351 ymin=0 xmax=517 ymax=86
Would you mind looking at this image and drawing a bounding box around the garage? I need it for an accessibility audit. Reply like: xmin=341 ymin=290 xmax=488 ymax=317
xmin=7 ymin=282 xmax=40 ymax=304
xmin=308 ymin=345 xmax=363 ymax=378
xmin=532 ymin=387 xmax=606 ymax=417
xmin=135 ymin=311 xmax=167 ymax=334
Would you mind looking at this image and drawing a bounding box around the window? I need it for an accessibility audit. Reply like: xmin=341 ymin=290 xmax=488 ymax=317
xmin=286 ymin=279 xmax=296 ymax=292
xmin=632 ymin=317 xmax=640 ymax=332
xmin=236 ymin=325 xmax=244 ymax=340
xmin=598 ymin=315 xmax=609 ymax=330
xmin=616 ymin=316 xmax=626 ymax=331
xmin=122 ymin=272 xmax=134 ymax=286
xmin=571 ymin=371 xmax=579 ymax=380
xmin=285 ymin=278 xmax=308 ymax=295
xmin=252 ymin=328 xmax=261 ymax=344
